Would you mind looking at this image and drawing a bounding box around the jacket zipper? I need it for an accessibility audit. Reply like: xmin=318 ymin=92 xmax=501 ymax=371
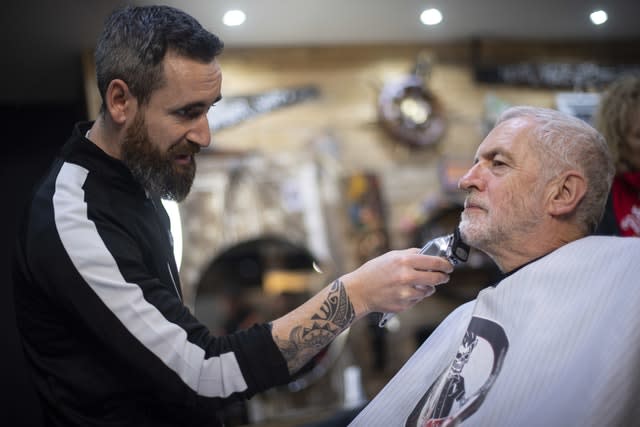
xmin=167 ymin=263 xmax=182 ymax=302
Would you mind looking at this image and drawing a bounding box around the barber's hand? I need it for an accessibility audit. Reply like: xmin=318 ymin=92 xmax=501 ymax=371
xmin=341 ymin=248 xmax=453 ymax=317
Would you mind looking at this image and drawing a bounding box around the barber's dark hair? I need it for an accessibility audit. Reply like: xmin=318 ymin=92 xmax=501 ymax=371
xmin=95 ymin=5 xmax=224 ymax=112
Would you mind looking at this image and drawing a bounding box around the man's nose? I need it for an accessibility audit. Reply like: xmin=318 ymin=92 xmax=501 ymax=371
xmin=187 ymin=115 xmax=211 ymax=148
xmin=458 ymin=164 xmax=481 ymax=191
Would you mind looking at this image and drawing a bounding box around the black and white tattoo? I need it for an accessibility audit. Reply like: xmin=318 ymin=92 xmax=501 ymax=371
xmin=312 ymin=279 xmax=356 ymax=328
xmin=274 ymin=279 xmax=355 ymax=373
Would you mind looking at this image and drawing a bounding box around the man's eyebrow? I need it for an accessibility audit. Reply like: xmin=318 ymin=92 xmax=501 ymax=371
xmin=173 ymin=95 xmax=222 ymax=111
xmin=201 ymin=95 xmax=222 ymax=109
xmin=480 ymin=148 xmax=513 ymax=161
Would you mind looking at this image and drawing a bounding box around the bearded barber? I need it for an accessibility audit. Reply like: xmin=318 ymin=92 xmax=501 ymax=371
xmin=12 ymin=5 xmax=452 ymax=427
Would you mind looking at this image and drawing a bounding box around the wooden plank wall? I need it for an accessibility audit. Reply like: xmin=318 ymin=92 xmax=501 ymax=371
xmin=206 ymin=40 xmax=639 ymax=255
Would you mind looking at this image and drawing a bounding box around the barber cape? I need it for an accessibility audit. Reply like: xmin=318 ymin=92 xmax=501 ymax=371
xmin=350 ymin=236 xmax=640 ymax=427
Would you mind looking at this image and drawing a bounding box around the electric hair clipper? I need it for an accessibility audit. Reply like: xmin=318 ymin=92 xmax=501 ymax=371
xmin=378 ymin=227 xmax=470 ymax=327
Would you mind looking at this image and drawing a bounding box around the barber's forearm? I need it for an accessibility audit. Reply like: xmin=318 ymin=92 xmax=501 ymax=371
xmin=270 ymin=279 xmax=360 ymax=375
xmin=270 ymin=249 xmax=453 ymax=375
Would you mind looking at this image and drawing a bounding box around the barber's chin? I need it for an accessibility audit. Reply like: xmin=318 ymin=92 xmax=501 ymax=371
xmin=173 ymin=161 xmax=196 ymax=177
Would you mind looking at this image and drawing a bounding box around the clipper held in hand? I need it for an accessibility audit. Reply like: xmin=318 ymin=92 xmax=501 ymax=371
xmin=378 ymin=227 xmax=470 ymax=327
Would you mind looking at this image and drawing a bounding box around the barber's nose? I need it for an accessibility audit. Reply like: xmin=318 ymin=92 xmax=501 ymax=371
xmin=188 ymin=115 xmax=211 ymax=148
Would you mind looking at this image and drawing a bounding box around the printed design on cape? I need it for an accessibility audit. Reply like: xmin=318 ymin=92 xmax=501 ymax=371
xmin=405 ymin=316 xmax=509 ymax=427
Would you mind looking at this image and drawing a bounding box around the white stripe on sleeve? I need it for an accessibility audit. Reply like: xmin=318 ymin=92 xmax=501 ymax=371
xmin=53 ymin=162 xmax=247 ymax=398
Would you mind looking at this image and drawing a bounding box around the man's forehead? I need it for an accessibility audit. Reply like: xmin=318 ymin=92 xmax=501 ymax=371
xmin=162 ymin=54 xmax=221 ymax=85
xmin=475 ymin=118 xmax=532 ymax=159
xmin=153 ymin=54 xmax=222 ymax=104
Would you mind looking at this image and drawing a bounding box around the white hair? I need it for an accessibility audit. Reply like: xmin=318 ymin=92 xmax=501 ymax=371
xmin=496 ymin=106 xmax=614 ymax=234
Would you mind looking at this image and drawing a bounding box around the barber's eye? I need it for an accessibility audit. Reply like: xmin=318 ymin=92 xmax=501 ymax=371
xmin=176 ymin=108 xmax=201 ymax=119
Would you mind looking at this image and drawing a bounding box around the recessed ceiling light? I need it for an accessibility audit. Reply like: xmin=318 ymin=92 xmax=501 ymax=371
xmin=590 ymin=10 xmax=608 ymax=25
xmin=223 ymin=10 xmax=246 ymax=27
xmin=420 ymin=8 xmax=443 ymax=26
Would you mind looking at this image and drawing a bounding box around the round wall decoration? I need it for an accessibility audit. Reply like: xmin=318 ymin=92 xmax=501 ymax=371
xmin=377 ymin=68 xmax=446 ymax=148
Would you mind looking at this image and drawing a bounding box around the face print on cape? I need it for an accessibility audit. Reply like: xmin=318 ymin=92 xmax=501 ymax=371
xmin=405 ymin=317 xmax=509 ymax=427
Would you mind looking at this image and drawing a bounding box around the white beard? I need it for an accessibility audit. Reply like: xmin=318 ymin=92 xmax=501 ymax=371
xmin=459 ymin=198 xmax=544 ymax=261
xmin=459 ymin=209 xmax=495 ymax=251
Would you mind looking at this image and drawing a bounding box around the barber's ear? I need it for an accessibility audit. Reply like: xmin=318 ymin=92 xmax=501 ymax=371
xmin=104 ymin=79 xmax=136 ymax=125
xmin=547 ymin=171 xmax=587 ymax=216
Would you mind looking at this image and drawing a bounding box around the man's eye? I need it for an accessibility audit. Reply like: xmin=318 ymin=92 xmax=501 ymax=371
xmin=176 ymin=108 xmax=201 ymax=119
xmin=492 ymin=160 xmax=506 ymax=168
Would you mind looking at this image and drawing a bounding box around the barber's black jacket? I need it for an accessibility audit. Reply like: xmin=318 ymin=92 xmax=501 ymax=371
xmin=13 ymin=122 xmax=290 ymax=426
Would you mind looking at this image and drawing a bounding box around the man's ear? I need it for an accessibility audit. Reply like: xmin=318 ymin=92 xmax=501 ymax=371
xmin=547 ymin=170 xmax=587 ymax=217
xmin=104 ymin=79 xmax=136 ymax=125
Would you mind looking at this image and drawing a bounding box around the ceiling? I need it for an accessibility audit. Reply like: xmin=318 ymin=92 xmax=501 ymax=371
xmin=2 ymin=0 xmax=639 ymax=104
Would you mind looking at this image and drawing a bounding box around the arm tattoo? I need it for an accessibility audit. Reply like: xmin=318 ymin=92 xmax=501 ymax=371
xmin=312 ymin=279 xmax=356 ymax=328
xmin=274 ymin=279 xmax=355 ymax=373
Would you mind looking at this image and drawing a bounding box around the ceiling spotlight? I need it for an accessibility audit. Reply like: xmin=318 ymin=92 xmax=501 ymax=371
xmin=420 ymin=8 xmax=443 ymax=26
xmin=223 ymin=9 xmax=246 ymax=27
xmin=590 ymin=10 xmax=608 ymax=25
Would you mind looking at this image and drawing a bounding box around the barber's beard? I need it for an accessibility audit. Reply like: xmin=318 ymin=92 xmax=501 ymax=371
xmin=121 ymin=112 xmax=198 ymax=202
